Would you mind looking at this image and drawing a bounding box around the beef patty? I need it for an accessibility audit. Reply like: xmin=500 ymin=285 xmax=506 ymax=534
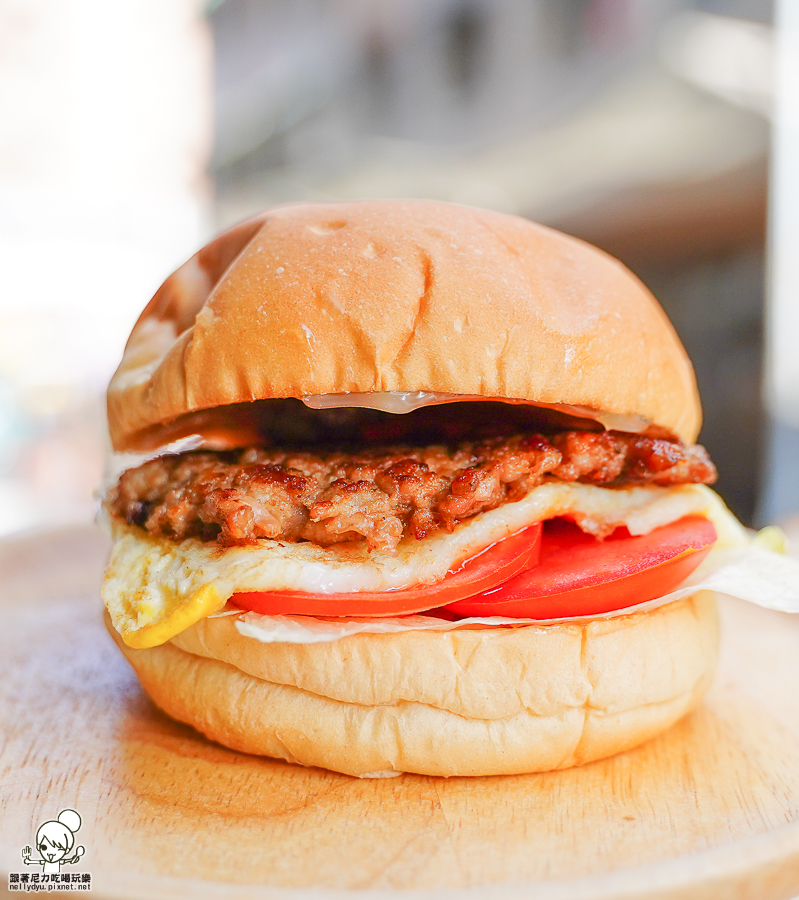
xmin=107 ymin=431 xmax=716 ymax=551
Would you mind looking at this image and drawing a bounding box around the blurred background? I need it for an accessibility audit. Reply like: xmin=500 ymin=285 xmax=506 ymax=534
xmin=1 ymin=0 xmax=796 ymax=538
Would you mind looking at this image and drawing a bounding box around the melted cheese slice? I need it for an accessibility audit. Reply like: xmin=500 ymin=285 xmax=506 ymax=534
xmin=301 ymin=391 xmax=650 ymax=432
xmin=102 ymin=482 xmax=743 ymax=648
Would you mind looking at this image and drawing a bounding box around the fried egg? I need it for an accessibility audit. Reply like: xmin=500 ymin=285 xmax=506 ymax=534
xmin=102 ymin=482 xmax=744 ymax=649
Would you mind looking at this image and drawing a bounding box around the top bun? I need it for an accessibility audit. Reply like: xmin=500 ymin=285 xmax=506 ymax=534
xmin=108 ymin=200 xmax=701 ymax=451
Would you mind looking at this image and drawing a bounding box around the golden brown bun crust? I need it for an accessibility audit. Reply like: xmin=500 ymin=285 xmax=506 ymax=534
xmin=107 ymin=201 xmax=702 ymax=451
xmin=108 ymin=593 xmax=719 ymax=777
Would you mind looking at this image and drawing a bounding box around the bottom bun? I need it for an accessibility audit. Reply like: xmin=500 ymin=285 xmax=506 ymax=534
xmin=107 ymin=592 xmax=719 ymax=777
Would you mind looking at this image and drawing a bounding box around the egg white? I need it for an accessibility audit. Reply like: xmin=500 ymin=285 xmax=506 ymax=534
xmin=102 ymin=481 xmax=742 ymax=644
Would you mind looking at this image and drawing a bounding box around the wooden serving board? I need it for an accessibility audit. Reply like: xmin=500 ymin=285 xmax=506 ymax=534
xmin=3 ymin=525 xmax=799 ymax=900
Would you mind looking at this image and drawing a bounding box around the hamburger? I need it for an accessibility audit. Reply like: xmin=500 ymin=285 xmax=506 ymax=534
xmin=101 ymin=199 xmax=744 ymax=777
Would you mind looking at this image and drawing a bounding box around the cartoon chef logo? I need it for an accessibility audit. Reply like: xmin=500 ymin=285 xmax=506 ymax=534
xmin=7 ymin=808 xmax=92 ymax=892
xmin=22 ymin=809 xmax=85 ymax=874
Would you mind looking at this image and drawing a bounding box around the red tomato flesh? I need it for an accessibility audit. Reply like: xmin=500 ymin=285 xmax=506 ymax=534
xmin=230 ymin=523 xmax=542 ymax=617
xmin=443 ymin=515 xmax=716 ymax=619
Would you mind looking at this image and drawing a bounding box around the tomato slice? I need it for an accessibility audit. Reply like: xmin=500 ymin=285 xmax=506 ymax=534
xmin=230 ymin=523 xmax=542 ymax=617
xmin=443 ymin=516 xmax=717 ymax=619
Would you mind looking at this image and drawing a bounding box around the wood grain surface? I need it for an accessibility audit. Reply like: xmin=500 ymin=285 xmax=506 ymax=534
xmin=2 ymin=524 xmax=799 ymax=900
